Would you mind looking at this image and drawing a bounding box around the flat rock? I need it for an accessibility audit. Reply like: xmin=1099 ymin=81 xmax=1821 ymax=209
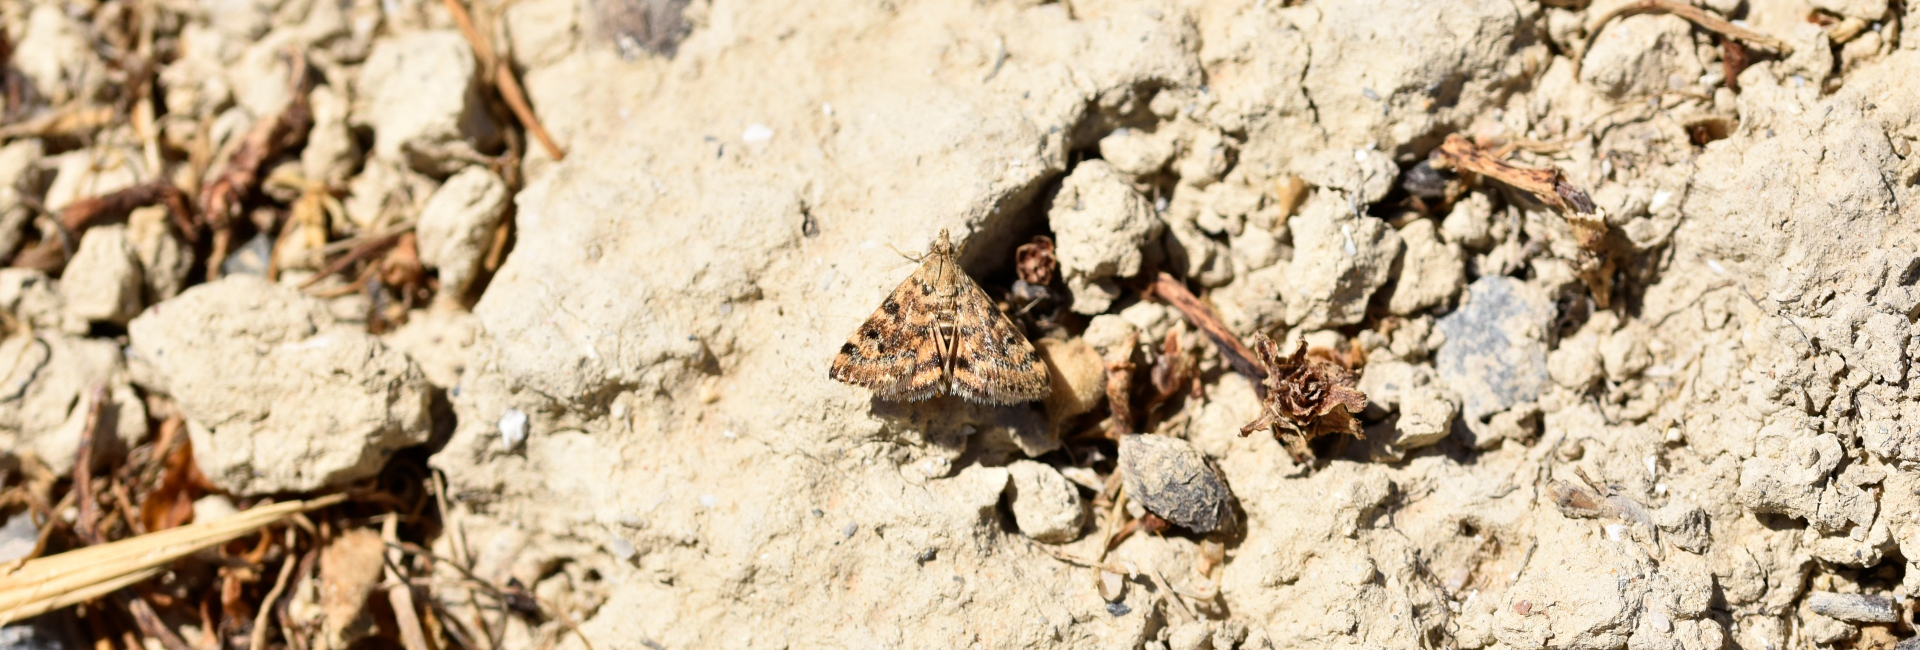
xmin=1436 ymin=275 xmax=1552 ymax=425
xmin=1283 ymin=192 xmax=1402 ymax=329
xmin=356 ymin=31 xmax=500 ymax=174
xmin=1048 ymin=160 xmax=1160 ymax=314
xmin=1006 ymin=460 xmax=1085 ymax=544
xmin=416 ymin=166 xmax=511 ymax=307
xmin=127 ymin=276 xmax=432 ymax=494
xmin=60 ymin=225 xmax=144 ymax=325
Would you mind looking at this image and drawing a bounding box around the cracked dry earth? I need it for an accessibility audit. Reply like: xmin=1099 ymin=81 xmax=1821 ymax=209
xmin=9 ymin=0 xmax=1920 ymax=647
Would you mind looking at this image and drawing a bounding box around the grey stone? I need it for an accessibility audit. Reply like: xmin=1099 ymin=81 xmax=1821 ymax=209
xmin=1436 ymin=276 xmax=1553 ymax=425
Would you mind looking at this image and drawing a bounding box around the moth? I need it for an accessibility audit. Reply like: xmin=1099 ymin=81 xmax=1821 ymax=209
xmin=829 ymin=229 xmax=1051 ymax=404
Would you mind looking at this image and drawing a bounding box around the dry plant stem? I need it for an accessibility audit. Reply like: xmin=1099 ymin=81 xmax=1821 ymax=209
xmin=12 ymin=181 xmax=193 ymax=273
xmin=202 ymin=51 xmax=313 ymax=278
xmin=483 ymin=219 xmax=512 ymax=272
xmin=440 ymin=0 xmax=566 ymax=160
xmin=0 ymin=105 xmax=115 ymax=140
xmin=434 ymin=471 xmax=496 ymax=650
xmin=299 ymin=228 xmax=409 ymax=291
xmin=1148 ymin=273 xmax=1267 ymax=396
xmin=119 ymin=592 xmax=193 ymax=650
xmin=248 ymin=528 xmax=297 ymax=650
xmin=386 ymin=540 xmax=598 ymax=650
xmin=1095 ymin=485 xmax=1128 ymax=564
xmin=383 ymin=515 xmax=433 ymax=650
xmin=1580 ymin=0 xmax=1790 ymax=78
xmin=1430 ymin=135 xmax=1595 ymax=218
xmin=0 ymin=495 xmax=345 ymax=623
xmin=72 ymin=385 xmax=109 ymax=546
xmin=1103 ymin=331 xmax=1138 ymax=438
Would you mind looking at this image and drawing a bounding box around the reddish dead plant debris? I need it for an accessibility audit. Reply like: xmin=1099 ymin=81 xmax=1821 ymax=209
xmin=1102 ymin=330 xmax=1138 ymax=439
xmin=201 ymin=50 xmax=313 ymax=278
xmin=1428 ymin=134 xmax=1620 ymax=307
xmin=10 ymin=181 xmax=194 ymax=273
xmin=1147 ymin=273 xmax=1267 ymax=396
xmin=1015 ymin=235 xmax=1056 ymax=286
xmin=1238 ymin=334 xmax=1368 ymax=464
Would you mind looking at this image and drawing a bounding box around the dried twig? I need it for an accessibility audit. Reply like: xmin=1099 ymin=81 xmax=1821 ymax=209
xmin=1429 ymin=134 xmax=1595 ymax=220
xmin=202 ymin=51 xmax=313 ymax=278
xmin=440 ymin=0 xmax=565 ymax=160
xmin=11 ymin=181 xmax=193 ymax=273
xmin=1580 ymin=0 xmax=1791 ymax=78
xmin=0 ymin=105 xmax=115 ymax=141
xmin=298 ymin=227 xmax=412 ymax=291
xmin=382 ymin=515 xmax=433 ymax=650
xmin=1239 ymin=334 xmax=1368 ymax=464
xmin=1103 ymin=331 xmax=1138 ymax=439
xmin=1147 ymin=273 xmax=1267 ymax=396
xmin=248 ymin=527 xmax=298 ymax=650
xmin=71 ymin=385 xmax=109 ymax=546
xmin=385 ymin=540 xmax=597 ymax=650
xmin=119 ymin=592 xmax=193 ymax=650
xmin=1429 ymin=134 xmax=1618 ymax=307
xmin=0 ymin=495 xmax=345 ymax=623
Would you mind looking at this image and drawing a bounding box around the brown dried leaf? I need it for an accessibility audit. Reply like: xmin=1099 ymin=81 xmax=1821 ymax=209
xmin=1239 ymin=334 xmax=1368 ymax=463
xmin=319 ymin=528 xmax=386 ymax=650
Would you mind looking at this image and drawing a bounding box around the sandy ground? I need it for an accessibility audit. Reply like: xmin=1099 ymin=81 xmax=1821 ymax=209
xmin=5 ymin=0 xmax=1920 ymax=647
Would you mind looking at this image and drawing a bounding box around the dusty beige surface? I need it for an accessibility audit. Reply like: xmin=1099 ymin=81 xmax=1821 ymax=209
xmin=9 ymin=0 xmax=1920 ymax=647
xmin=424 ymin=0 xmax=1919 ymax=647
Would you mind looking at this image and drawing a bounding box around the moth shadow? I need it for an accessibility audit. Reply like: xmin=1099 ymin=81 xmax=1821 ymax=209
xmin=867 ymin=395 xmax=1057 ymax=468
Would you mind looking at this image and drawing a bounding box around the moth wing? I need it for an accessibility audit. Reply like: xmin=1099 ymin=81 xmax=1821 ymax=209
xmin=947 ymin=278 xmax=1050 ymax=404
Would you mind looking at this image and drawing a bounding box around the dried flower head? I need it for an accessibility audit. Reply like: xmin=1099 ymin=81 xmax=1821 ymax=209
xmin=1014 ymin=235 xmax=1057 ymax=286
xmin=1239 ymin=334 xmax=1368 ymax=463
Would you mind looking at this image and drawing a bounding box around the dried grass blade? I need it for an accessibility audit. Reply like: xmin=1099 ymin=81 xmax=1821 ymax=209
xmin=0 ymin=494 xmax=346 ymax=623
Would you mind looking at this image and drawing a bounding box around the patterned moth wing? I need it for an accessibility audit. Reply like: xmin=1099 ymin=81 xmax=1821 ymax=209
xmin=828 ymin=264 xmax=936 ymax=398
xmin=828 ymin=229 xmax=1051 ymax=404
xmin=946 ymin=277 xmax=1050 ymax=404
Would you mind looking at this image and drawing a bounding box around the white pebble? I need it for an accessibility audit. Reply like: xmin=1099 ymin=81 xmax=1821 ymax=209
xmin=699 ymin=494 xmax=717 ymax=508
xmin=1650 ymin=190 xmax=1673 ymax=212
xmin=1604 ymin=524 xmax=1629 ymax=541
xmin=742 ymin=123 xmax=774 ymax=143
xmin=608 ymin=535 xmax=637 ymax=560
xmin=498 ymin=408 xmax=528 ymax=448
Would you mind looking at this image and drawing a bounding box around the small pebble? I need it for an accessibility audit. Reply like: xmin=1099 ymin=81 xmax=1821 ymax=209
xmin=1806 ymin=591 xmax=1899 ymax=623
xmin=842 ymin=522 xmax=858 ymax=538
xmin=607 ymin=535 xmax=637 ymax=561
xmin=915 ymin=548 xmax=936 ymax=563
xmin=1118 ymin=435 xmax=1232 ymax=533
xmin=742 ymin=123 xmax=773 ymax=143
xmin=498 ymin=408 xmax=529 ymax=448
xmin=1106 ymin=601 xmax=1132 ymax=617
xmin=699 ymin=494 xmax=717 ymax=508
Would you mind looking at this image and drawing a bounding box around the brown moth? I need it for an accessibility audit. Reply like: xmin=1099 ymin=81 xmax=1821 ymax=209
xmin=829 ymin=229 xmax=1051 ymax=404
